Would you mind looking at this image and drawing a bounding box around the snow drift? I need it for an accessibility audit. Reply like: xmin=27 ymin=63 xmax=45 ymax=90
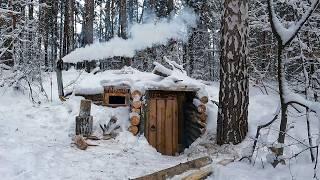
xmin=62 ymin=8 xmax=198 ymax=63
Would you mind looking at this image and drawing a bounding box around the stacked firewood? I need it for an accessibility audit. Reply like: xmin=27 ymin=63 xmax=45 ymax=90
xmin=196 ymin=96 xmax=208 ymax=126
xmin=184 ymin=96 xmax=208 ymax=146
xmin=128 ymin=90 xmax=142 ymax=135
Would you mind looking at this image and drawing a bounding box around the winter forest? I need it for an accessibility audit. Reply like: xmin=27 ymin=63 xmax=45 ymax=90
xmin=1 ymin=0 xmax=320 ymax=179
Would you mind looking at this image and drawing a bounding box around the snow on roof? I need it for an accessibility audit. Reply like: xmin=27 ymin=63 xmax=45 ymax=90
xmin=74 ymin=66 xmax=205 ymax=95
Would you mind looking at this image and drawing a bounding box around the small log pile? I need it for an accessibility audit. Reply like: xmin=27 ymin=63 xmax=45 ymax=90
xmin=129 ymin=90 xmax=142 ymax=135
xmin=75 ymin=100 xmax=93 ymax=137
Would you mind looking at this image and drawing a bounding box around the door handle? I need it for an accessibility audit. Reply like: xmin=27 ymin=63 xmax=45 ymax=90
xmin=150 ymin=125 xmax=156 ymax=132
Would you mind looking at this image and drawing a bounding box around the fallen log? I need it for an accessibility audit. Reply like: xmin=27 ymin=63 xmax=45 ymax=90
xmin=131 ymin=156 xmax=212 ymax=180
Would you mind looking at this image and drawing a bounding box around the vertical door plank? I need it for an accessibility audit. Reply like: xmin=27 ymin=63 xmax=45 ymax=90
xmin=144 ymin=95 xmax=149 ymax=140
xmin=165 ymin=99 xmax=173 ymax=155
xmin=157 ymin=99 xmax=165 ymax=153
xmin=172 ymin=97 xmax=178 ymax=155
xmin=178 ymin=94 xmax=185 ymax=152
xmin=148 ymin=98 xmax=157 ymax=148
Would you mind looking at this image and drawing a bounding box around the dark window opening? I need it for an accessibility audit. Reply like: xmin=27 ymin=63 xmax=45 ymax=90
xmin=109 ymin=96 xmax=126 ymax=105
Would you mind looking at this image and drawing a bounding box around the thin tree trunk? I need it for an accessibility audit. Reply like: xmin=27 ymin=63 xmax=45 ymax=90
xmin=63 ymin=0 xmax=69 ymax=56
xmin=275 ymin=42 xmax=288 ymax=158
xmin=111 ymin=0 xmax=115 ymax=38
xmin=104 ymin=0 xmax=111 ymax=41
xmin=68 ymin=0 xmax=75 ymax=50
xmin=83 ymin=0 xmax=94 ymax=45
xmin=119 ymin=0 xmax=127 ymax=39
xmin=167 ymin=0 xmax=174 ymax=16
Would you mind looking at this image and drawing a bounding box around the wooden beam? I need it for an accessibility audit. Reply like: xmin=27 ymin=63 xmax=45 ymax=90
xmin=131 ymin=156 xmax=212 ymax=180
xmin=181 ymin=166 xmax=212 ymax=180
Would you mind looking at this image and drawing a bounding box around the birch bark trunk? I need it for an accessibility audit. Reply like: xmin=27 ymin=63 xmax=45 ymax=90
xmin=217 ymin=0 xmax=249 ymax=145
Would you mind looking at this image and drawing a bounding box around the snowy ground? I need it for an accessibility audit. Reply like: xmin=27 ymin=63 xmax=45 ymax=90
xmin=0 ymin=69 xmax=319 ymax=180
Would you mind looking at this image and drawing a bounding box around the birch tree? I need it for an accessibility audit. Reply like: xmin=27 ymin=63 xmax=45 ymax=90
xmin=217 ymin=0 xmax=249 ymax=145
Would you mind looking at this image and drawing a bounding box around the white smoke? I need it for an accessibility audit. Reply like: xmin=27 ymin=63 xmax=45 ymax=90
xmin=63 ymin=8 xmax=198 ymax=63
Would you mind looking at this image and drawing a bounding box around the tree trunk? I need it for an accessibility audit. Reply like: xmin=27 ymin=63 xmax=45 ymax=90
xmin=83 ymin=0 xmax=94 ymax=46
xmin=68 ymin=0 xmax=75 ymax=50
xmin=128 ymin=0 xmax=134 ymax=24
xmin=217 ymin=0 xmax=249 ymax=145
xmin=119 ymin=0 xmax=127 ymax=39
xmin=104 ymin=0 xmax=111 ymax=41
xmin=167 ymin=0 xmax=174 ymax=15
xmin=63 ymin=0 xmax=69 ymax=56
xmin=111 ymin=0 xmax=115 ymax=38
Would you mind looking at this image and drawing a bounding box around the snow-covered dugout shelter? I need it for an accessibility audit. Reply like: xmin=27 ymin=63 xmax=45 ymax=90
xmin=74 ymin=61 xmax=209 ymax=156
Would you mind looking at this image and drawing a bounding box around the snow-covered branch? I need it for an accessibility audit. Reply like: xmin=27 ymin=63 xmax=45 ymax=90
xmin=268 ymin=0 xmax=320 ymax=46
xmin=285 ymin=92 xmax=320 ymax=116
xmin=0 ymin=8 xmax=21 ymax=14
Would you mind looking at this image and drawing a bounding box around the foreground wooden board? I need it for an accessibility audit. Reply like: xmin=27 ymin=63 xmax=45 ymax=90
xmin=181 ymin=166 xmax=212 ymax=180
xmin=131 ymin=156 xmax=212 ymax=180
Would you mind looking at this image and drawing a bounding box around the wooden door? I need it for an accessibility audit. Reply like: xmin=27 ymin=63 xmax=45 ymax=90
xmin=146 ymin=96 xmax=179 ymax=155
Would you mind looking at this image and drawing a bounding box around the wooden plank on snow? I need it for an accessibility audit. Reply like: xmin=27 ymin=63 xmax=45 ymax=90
xmin=131 ymin=156 xmax=212 ymax=180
